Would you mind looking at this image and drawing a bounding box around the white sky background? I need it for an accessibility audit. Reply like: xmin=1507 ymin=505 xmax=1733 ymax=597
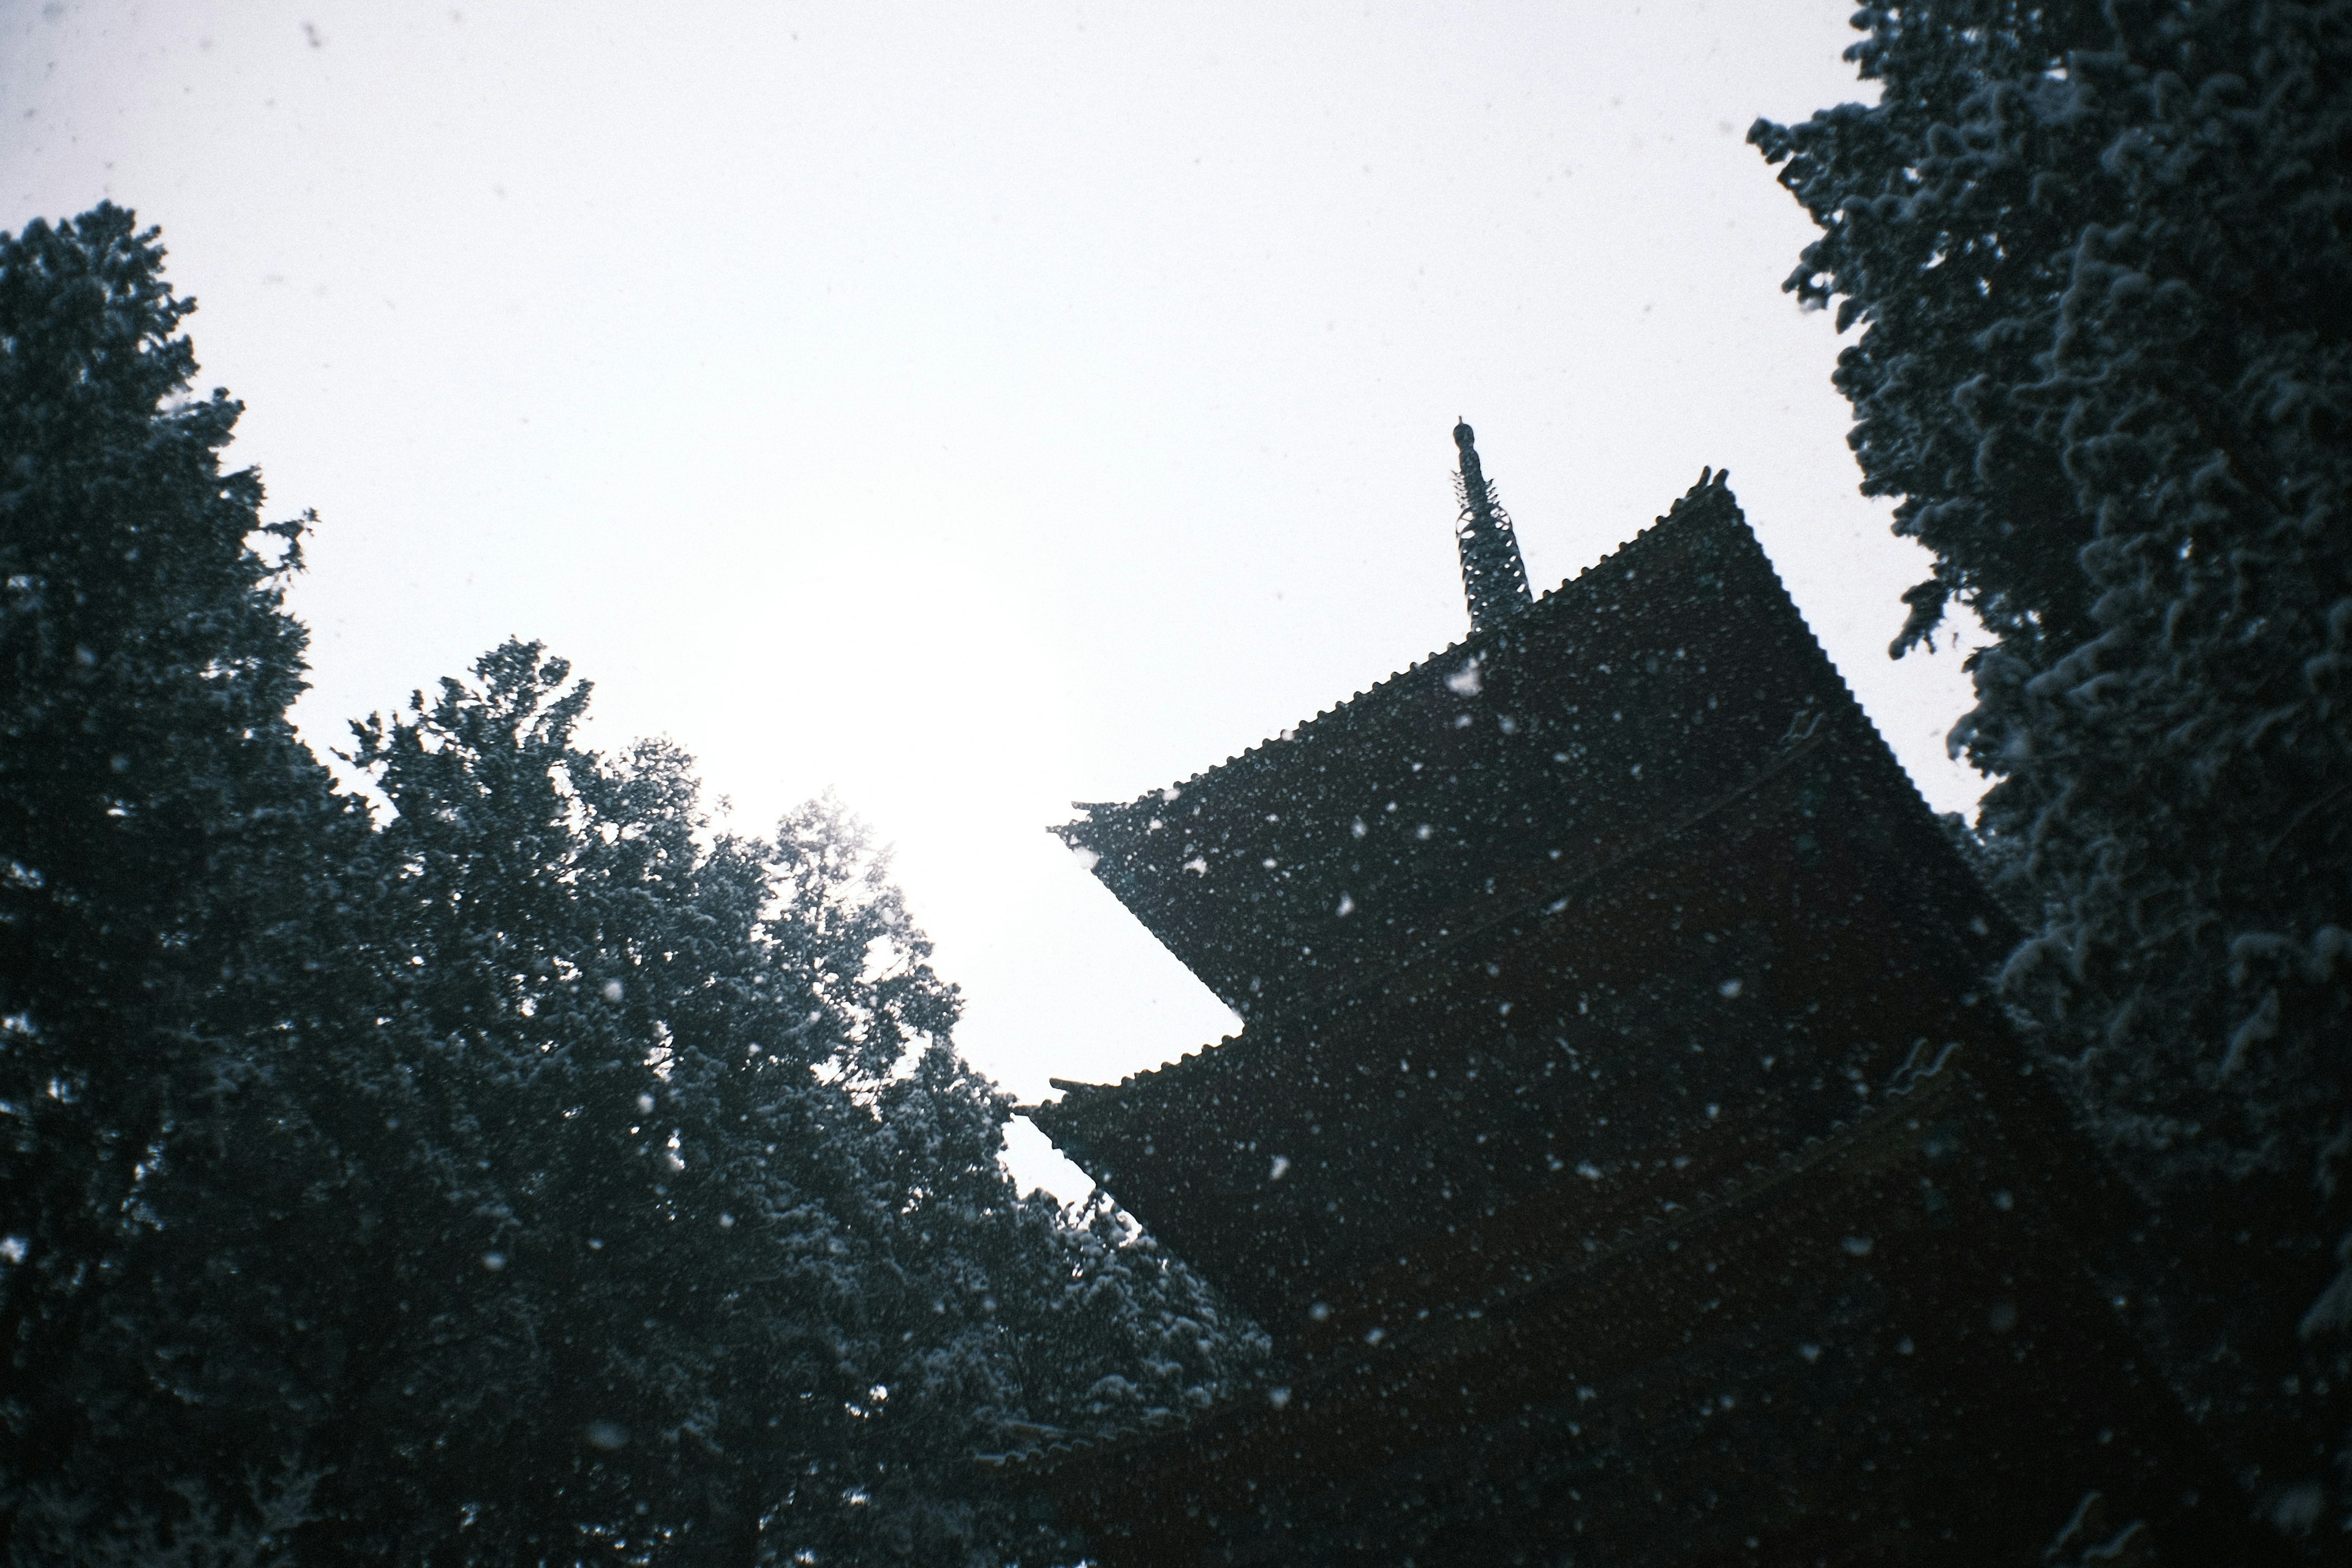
xmin=6 ymin=0 xmax=1988 ymax=1201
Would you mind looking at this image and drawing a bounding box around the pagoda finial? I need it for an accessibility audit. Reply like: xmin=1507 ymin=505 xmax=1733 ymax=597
xmin=1451 ymin=420 xmax=1532 ymax=633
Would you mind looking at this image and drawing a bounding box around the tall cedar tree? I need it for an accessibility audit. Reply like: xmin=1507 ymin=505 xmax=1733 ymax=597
xmin=1753 ymin=1 xmax=2351 ymax=1540
xmin=0 ymin=203 xmax=360 ymax=1560
xmin=0 ymin=206 xmax=1263 ymax=1566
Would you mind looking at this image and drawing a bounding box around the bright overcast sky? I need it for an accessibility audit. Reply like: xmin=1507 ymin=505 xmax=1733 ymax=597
xmin=6 ymin=1 xmax=1986 ymax=1199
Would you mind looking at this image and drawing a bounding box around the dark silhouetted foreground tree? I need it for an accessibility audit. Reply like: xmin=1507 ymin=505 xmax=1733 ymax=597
xmin=1754 ymin=0 xmax=2351 ymax=1543
xmin=0 ymin=205 xmax=1262 ymax=1566
xmin=0 ymin=201 xmax=357 ymax=1561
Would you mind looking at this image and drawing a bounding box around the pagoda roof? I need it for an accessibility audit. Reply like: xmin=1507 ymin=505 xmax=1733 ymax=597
xmin=1050 ymin=472 xmax=1947 ymax=1027
xmin=1012 ymin=469 xmax=2241 ymax=1568
xmin=1032 ymin=474 xmax=2011 ymax=1332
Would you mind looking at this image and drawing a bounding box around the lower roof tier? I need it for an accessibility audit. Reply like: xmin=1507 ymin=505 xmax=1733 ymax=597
xmin=1001 ymin=1050 xmax=2247 ymax=1568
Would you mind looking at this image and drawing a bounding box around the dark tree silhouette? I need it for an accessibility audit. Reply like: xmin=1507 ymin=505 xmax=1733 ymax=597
xmin=0 ymin=202 xmax=358 ymax=1561
xmin=1754 ymin=1 xmax=2352 ymax=1540
xmin=323 ymin=649 xmax=1261 ymax=1564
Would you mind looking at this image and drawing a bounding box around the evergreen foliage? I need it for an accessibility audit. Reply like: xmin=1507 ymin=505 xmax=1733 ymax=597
xmin=0 ymin=206 xmax=1263 ymax=1566
xmin=0 ymin=201 xmax=355 ymax=1561
xmin=1754 ymin=1 xmax=2352 ymax=1538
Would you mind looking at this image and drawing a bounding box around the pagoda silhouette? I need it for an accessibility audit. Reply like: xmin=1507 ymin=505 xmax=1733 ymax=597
xmin=1000 ymin=426 xmax=2253 ymax=1566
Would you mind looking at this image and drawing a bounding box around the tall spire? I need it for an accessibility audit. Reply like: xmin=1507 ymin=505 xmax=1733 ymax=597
xmin=1452 ymin=420 xmax=1532 ymax=633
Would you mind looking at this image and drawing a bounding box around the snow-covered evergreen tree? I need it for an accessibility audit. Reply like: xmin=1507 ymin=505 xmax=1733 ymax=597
xmin=1753 ymin=1 xmax=2351 ymax=1539
xmin=0 ymin=203 xmax=362 ymax=1561
xmin=327 ymin=646 xmax=1262 ymax=1565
